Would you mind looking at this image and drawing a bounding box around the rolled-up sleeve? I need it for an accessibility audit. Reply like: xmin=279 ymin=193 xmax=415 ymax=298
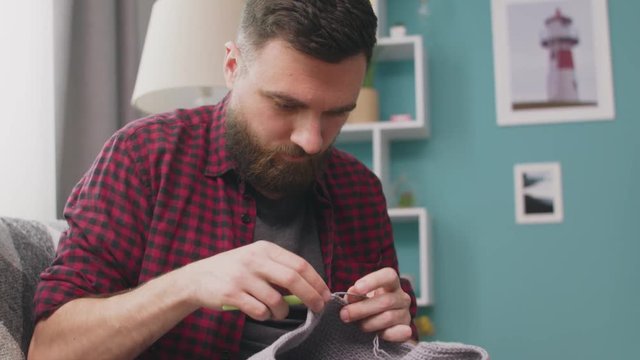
xmin=34 ymin=129 xmax=151 ymax=321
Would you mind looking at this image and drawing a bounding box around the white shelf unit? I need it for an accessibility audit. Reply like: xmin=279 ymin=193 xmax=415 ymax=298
xmin=337 ymin=35 xmax=433 ymax=306
xmin=338 ymin=35 xmax=429 ymax=194
xmin=388 ymin=207 xmax=432 ymax=306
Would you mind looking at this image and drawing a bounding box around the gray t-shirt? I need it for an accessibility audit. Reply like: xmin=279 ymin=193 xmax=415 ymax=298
xmin=238 ymin=187 xmax=325 ymax=359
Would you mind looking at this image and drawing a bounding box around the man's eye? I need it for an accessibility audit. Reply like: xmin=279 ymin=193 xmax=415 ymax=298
xmin=275 ymin=102 xmax=298 ymax=111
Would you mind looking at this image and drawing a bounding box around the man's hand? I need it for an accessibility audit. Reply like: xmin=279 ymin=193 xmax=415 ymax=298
xmin=182 ymin=240 xmax=331 ymax=321
xmin=339 ymin=267 xmax=412 ymax=342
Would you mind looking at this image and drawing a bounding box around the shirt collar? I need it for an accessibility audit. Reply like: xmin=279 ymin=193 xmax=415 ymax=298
xmin=204 ymin=94 xmax=236 ymax=178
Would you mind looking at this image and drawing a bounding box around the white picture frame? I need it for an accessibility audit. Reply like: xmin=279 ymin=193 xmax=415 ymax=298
xmin=492 ymin=0 xmax=615 ymax=126
xmin=514 ymin=162 xmax=564 ymax=224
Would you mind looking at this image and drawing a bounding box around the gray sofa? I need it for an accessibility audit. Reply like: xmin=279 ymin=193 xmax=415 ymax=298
xmin=0 ymin=217 xmax=65 ymax=359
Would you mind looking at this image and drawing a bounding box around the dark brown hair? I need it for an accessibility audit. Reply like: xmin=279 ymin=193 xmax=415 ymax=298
xmin=238 ymin=0 xmax=377 ymax=64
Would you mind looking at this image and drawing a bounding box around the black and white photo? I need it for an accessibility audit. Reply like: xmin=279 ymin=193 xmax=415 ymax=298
xmin=514 ymin=162 xmax=564 ymax=224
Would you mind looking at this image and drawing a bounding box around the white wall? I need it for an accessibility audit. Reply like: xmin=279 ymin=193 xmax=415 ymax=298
xmin=0 ymin=0 xmax=56 ymax=221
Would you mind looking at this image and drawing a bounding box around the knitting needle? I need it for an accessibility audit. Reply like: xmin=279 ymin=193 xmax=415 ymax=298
xmin=221 ymin=293 xmax=368 ymax=311
xmin=222 ymin=294 xmax=303 ymax=311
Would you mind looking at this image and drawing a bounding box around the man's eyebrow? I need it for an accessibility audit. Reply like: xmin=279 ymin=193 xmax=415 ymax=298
xmin=327 ymin=102 xmax=357 ymax=114
xmin=261 ymin=90 xmax=356 ymax=114
xmin=261 ymin=90 xmax=307 ymax=108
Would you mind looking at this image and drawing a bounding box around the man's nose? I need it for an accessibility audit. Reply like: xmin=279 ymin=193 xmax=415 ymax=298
xmin=290 ymin=113 xmax=323 ymax=155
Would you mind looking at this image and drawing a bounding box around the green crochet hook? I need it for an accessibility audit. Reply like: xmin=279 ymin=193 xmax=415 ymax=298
xmin=222 ymin=294 xmax=304 ymax=311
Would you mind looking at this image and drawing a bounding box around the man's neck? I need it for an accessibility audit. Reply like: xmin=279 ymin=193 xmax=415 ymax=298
xmin=255 ymin=188 xmax=284 ymax=200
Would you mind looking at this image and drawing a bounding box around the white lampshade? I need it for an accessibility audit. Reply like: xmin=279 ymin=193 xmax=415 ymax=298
xmin=131 ymin=0 xmax=244 ymax=114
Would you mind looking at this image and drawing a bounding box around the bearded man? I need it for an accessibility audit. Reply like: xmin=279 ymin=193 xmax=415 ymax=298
xmin=29 ymin=1 xmax=416 ymax=359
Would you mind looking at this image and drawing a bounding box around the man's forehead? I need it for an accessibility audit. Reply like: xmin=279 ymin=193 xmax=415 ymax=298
xmin=248 ymin=38 xmax=367 ymax=67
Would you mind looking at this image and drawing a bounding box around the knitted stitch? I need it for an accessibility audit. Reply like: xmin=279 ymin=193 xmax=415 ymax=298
xmin=249 ymin=294 xmax=489 ymax=359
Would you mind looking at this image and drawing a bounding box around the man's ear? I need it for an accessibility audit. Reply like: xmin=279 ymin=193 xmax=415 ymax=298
xmin=223 ymin=41 xmax=241 ymax=89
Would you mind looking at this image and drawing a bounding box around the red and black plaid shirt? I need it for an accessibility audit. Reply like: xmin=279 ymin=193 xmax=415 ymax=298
xmin=34 ymin=98 xmax=417 ymax=359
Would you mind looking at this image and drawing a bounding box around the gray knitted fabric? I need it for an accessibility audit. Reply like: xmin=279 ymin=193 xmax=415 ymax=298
xmin=249 ymin=294 xmax=489 ymax=360
xmin=0 ymin=217 xmax=57 ymax=359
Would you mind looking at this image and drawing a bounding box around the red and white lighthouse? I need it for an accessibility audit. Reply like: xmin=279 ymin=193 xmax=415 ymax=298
xmin=541 ymin=8 xmax=579 ymax=102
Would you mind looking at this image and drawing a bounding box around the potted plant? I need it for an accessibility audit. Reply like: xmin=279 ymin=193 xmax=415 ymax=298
xmin=347 ymin=60 xmax=379 ymax=124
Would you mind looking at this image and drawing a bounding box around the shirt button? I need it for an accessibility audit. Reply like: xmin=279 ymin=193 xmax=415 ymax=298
xmin=241 ymin=213 xmax=251 ymax=224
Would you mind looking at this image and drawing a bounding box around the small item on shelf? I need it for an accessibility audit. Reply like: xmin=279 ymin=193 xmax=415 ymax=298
xmin=390 ymin=113 xmax=412 ymax=122
xmin=390 ymin=22 xmax=407 ymax=38
xmin=398 ymin=191 xmax=416 ymax=208
xmin=347 ymin=87 xmax=379 ymax=123
xmin=347 ymin=58 xmax=379 ymax=124
xmin=415 ymin=315 xmax=435 ymax=337
xmin=393 ymin=174 xmax=416 ymax=208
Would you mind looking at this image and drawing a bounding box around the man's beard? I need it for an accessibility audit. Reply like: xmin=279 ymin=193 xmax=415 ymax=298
xmin=225 ymin=107 xmax=330 ymax=196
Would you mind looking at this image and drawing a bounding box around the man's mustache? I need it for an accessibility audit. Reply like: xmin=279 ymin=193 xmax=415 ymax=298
xmin=270 ymin=144 xmax=316 ymax=160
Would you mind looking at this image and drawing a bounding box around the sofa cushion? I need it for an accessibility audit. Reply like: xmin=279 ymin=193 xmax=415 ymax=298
xmin=0 ymin=217 xmax=57 ymax=359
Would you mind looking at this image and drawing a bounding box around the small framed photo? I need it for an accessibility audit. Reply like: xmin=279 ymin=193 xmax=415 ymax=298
xmin=514 ymin=162 xmax=564 ymax=224
xmin=492 ymin=0 xmax=615 ymax=126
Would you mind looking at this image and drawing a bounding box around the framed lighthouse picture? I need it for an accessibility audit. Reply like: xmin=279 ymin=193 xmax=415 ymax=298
xmin=491 ymin=0 xmax=615 ymax=126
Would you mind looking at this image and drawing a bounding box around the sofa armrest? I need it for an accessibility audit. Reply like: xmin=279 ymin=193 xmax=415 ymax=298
xmin=0 ymin=217 xmax=57 ymax=359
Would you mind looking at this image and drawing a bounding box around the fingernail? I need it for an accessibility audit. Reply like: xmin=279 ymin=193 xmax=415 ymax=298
xmin=355 ymin=280 xmax=367 ymax=292
xmin=340 ymin=308 xmax=350 ymax=323
xmin=323 ymin=290 xmax=332 ymax=302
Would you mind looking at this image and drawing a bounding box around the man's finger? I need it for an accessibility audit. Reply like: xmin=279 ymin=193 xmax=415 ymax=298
xmin=379 ymin=324 xmax=413 ymax=343
xmin=340 ymin=292 xmax=409 ymax=323
xmin=226 ymin=292 xmax=273 ymax=321
xmin=263 ymin=241 xmax=331 ymax=301
xmin=246 ymin=281 xmax=290 ymax=320
xmin=255 ymin=257 xmax=327 ymax=312
xmin=357 ymin=308 xmax=412 ymax=333
xmin=351 ymin=267 xmax=400 ymax=296
xmin=343 ymin=287 xmax=370 ymax=304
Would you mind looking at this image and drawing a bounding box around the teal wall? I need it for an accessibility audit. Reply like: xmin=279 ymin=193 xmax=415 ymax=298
xmin=342 ymin=0 xmax=640 ymax=358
